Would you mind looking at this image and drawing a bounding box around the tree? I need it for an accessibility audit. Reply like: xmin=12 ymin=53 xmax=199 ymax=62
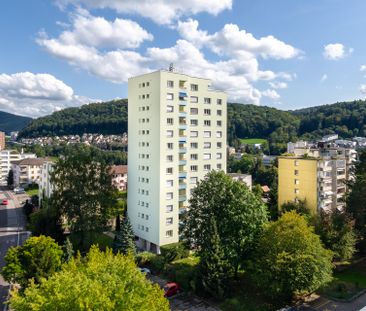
xmin=315 ymin=210 xmax=356 ymax=261
xmin=9 ymin=246 xmax=169 ymax=311
xmin=50 ymin=145 xmax=118 ymax=251
xmin=7 ymin=169 xmax=14 ymax=189
xmin=251 ymin=212 xmax=333 ymax=300
xmin=183 ymin=171 xmax=268 ymax=278
xmin=2 ymin=236 xmax=63 ymax=288
xmin=280 ymin=199 xmax=312 ymax=218
xmin=199 ymin=217 xmax=231 ymax=298
xmin=63 ymin=237 xmax=74 ymax=262
xmin=347 ymin=150 xmax=366 ymax=251
xmin=112 ymin=216 xmax=136 ymax=255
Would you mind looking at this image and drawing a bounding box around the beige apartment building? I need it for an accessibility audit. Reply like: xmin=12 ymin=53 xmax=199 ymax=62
xmin=11 ymin=157 xmax=49 ymax=187
xmin=128 ymin=70 xmax=227 ymax=253
xmin=0 ymin=132 xmax=5 ymax=150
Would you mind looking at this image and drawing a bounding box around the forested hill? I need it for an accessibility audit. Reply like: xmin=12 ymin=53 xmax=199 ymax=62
xmin=293 ymin=100 xmax=366 ymax=139
xmin=17 ymin=98 xmax=366 ymax=153
xmin=18 ymin=99 xmax=127 ymax=138
xmin=0 ymin=111 xmax=32 ymax=134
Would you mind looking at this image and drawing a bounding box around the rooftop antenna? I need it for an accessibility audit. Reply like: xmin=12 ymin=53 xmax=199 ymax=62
xmin=168 ymin=63 xmax=174 ymax=72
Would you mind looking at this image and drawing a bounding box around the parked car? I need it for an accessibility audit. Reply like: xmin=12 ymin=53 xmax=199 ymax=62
xmin=2 ymin=199 xmax=9 ymax=205
xmin=163 ymin=282 xmax=181 ymax=297
xmin=14 ymin=187 xmax=25 ymax=194
xmin=138 ymin=267 xmax=151 ymax=275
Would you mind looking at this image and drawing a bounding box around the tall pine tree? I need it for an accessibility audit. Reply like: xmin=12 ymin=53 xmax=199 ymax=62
xmin=113 ymin=216 xmax=136 ymax=255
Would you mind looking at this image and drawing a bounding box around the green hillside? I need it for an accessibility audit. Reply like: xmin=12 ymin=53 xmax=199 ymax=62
xmin=0 ymin=111 xmax=32 ymax=134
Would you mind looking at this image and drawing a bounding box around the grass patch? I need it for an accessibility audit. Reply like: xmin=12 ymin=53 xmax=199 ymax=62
xmin=239 ymin=138 xmax=267 ymax=145
xmin=26 ymin=188 xmax=39 ymax=196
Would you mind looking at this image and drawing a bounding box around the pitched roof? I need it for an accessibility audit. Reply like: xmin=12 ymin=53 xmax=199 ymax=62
xmin=11 ymin=157 xmax=49 ymax=166
xmin=110 ymin=165 xmax=128 ymax=175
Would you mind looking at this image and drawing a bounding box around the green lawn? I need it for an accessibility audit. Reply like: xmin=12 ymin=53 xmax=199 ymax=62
xmin=334 ymin=260 xmax=366 ymax=287
xmin=239 ymin=138 xmax=267 ymax=145
xmin=25 ymin=188 xmax=39 ymax=196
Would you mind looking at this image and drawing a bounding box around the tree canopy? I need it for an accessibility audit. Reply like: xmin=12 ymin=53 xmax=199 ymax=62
xmin=9 ymin=246 xmax=169 ymax=311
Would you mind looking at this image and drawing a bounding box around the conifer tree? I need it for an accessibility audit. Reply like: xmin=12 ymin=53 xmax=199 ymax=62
xmin=113 ymin=216 xmax=136 ymax=255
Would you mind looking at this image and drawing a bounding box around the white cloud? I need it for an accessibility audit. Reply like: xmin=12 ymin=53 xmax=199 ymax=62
xmin=0 ymin=72 xmax=92 ymax=117
xmin=360 ymin=84 xmax=366 ymax=95
xmin=360 ymin=65 xmax=366 ymax=72
xmin=320 ymin=74 xmax=328 ymax=82
xmin=262 ymin=89 xmax=280 ymax=100
xmin=269 ymin=81 xmax=287 ymax=89
xmin=323 ymin=43 xmax=352 ymax=60
xmin=57 ymin=0 xmax=232 ymax=24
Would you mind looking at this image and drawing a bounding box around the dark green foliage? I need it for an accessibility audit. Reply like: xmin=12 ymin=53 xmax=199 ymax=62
xmin=160 ymin=242 xmax=189 ymax=263
xmin=50 ymin=145 xmax=118 ymax=251
xmin=23 ymin=200 xmax=35 ymax=221
xmin=112 ymin=217 xmax=136 ymax=255
xmin=1 ymin=235 xmax=63 ymax=288
xmin=199 ymin=218 xmax=232 ymax=298
xmin=281 ymin=199 xmax=312 ymax=217
xmin=63 ymin=238 xmax=74 ymax=262
xmin=18 ymin=99 xmax=127 ymax=138
xmin=0 ymin=110 xmax=31 ymax=134
xmin=184 ymin=171 xmax=268 ymax=279
xmin=7 ymin=169 xmax=14 ymax=189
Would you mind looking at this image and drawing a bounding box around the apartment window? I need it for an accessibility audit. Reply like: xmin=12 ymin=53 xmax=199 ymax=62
xmin=217 ymin=99 xmax=222 ymax=105
xmin=190 ymin=119 xmax=198 ymax=126
xmin=146 ymin=94 xmax=150 ymax=99
xmin=294 ymin=170 xmax=299 ymax=176
xmin=217 ymin=164 xmax=222 ymax=170
xmin=166 ymin=167 xmax=173 ymax=174
xmin=190 ymin=96 xmax=198 ymax=103
xmin=146 ymin=82 xmax=150 ymax=86
xmin=167 ymin=143 xmax=173 ymax=149
xmin=191 ymin=84 xmax=198 ymax=91
xmin=167 ymin=105 xmax=174 ymax=112
xmin=167 ymin=118 xmax=174 ymax=125
xmin=191 ymin=165 xmax=198 ymax=172
xmin=166 ymin=192 xmax=173 ymax=200
xmin=204 ymin=142 xmax=211 ymax=149
xmin=204 ymin=109 xmax=211 ymax=115
xmin=217 ymin=110 xmax=222 ymax=116
xmin=191 ymin=142 xmax=198 ymax=149
xmin=166 ymin=180 xmax=173 ymax=187
xmin=294 ymin=160 xmax=299 ymax=166
xmin=204 ymin=120 xmax=211 ymax=126
xmin=216 ymin=131 xmax=222 ymax=138
xmin=216 ymin=153 xmax=222 ymax=159
xmin=203 ymin=153 xmax=211 ymax=160
xmin=204 ymin=164 xmax=211 ymax=171
xmin=167 ymin=93 xmax=174 ymax=100
xmin=190 ymin=108 xmax=198 ymax=115
xmin=190 ymin=177 xmax=198 ymax=184
xmin=190 ymin=154 xmax=198 ymax=160
xmin=203 ymin=131 xmax=211 ymax=138
xmin=146 ymin=227 xmax=149 ymax=232
xmin=166 ymin=205 xmax=173 ymax=213
xmin=294 ymin=179 xmax=299 ymax=185
xmin=167 ymin=155 xmax=173 ymax=162
xmin=190 ymin=131 xmax=198 ymax=138
xmin=166 ymin=230 xmax=173 ymax=237
xmin=204 ymin=97 xmax=211 ymax=104
xmin=294 ymin=189 xmax=299 ymax=194
xmin=217 ymin=142 xmax=222 ymax=148
xmin=166 ymin=217 xmax=173 ymax=225
xmin=167 ymin=80 xmax=174 ymax=88
xmin=217 ymin=120 xmax=222 ymax=127
xmin=166 ymin=130 xmax=173 ymax=137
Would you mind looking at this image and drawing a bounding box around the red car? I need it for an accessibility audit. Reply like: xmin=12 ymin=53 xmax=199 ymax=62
xmin=163 ymin=282 xmax=181 ymax=297
xmin=2 ymin=199 xmax=8 ymax=205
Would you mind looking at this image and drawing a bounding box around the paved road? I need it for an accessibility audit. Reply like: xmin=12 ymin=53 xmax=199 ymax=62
xmin=0 ymin=190 xmax=30 ymax=310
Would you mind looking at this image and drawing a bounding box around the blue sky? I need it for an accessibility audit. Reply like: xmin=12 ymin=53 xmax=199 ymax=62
xmin=0 ymin=0 xmax=366 ymax=117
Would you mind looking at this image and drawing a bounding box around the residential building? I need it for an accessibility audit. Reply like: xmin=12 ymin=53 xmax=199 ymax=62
xmin=111 ymin=165 xmax=128 ymax=191
xmin=11 ymin=157 xmax=49 ymax=187
xmin=39 ymin=160 xmax=55 ymax=202
xmin=278 ymin=141 xmax=357 ymax=213
xmin=128 ymin=70 xmax=227 ymax=253
xmin=262 ymin=155 xmax=276 ymax=167
xmin=0 ymin=132 xmax=5 ymax=150
xmin=0 ymin=150 xmax=36 ymax=185
xmin=228 ymin=173 xmax=252 ymax=190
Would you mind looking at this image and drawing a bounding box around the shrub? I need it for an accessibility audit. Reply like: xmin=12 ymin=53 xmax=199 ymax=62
xmin=136 ymin=251 xmax=157 ymax=266
xmin=165 ymin=256 xmax=199 ymax=291
xmin=160 ymin=242 xmax=189 ymax=263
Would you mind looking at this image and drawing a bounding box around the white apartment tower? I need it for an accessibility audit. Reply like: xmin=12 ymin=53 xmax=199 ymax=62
xmin=128 ymin=70 xmax=227 ymax=253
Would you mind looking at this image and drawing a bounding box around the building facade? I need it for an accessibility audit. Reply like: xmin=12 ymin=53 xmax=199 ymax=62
xmin=278 ymin=142 xmax=357 ymax=213
xmin=39 ymin=160 xmax=55 ymax=202
xmin=128 ymin=70 xmax=227 ymax=253
xmin=0 ymin=132 xmax=5 ymax=150
xmin=0 ymin=150 xmax=36 ymax=185
xmin=11 ymin=157 xmax=49 ymax=187
xmin=111 ymin=165 xmax=128 ymax=191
